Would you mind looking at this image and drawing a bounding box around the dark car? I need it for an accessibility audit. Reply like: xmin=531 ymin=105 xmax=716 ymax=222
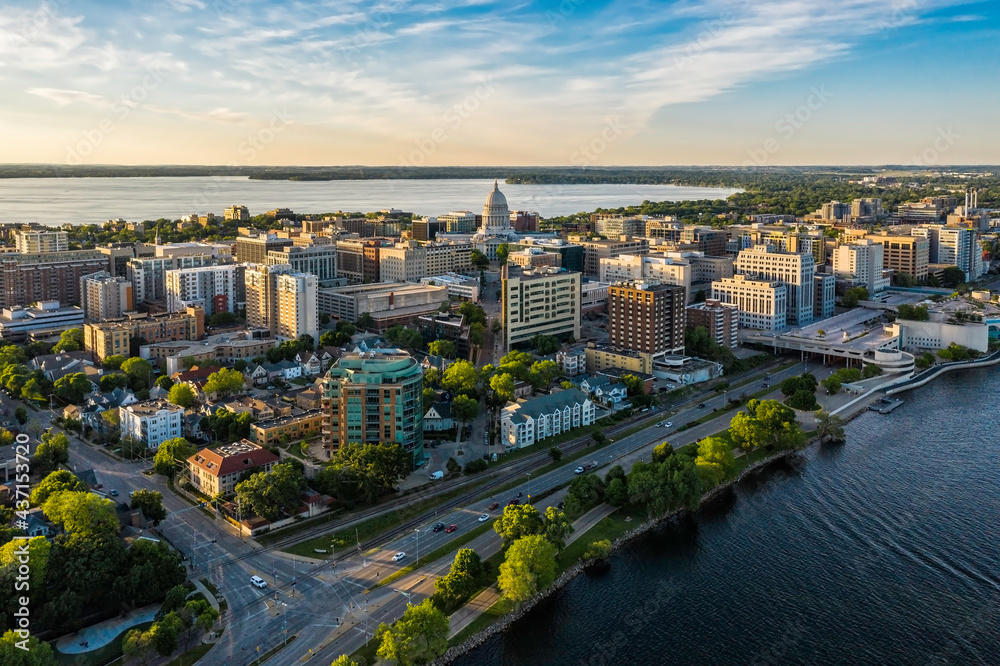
xmin=507 ymin=499 xmax=520 ymax=506
xmin=109 ymin=489 xmax=119 ymax=497
xmin=557 ymin=502 xmax=564 ymax=510
xmin=432 ymin=522 xmax=445 ymax=532
xmin=488 ymin=501 xmax=500 ymax=511
xmin=697 ymin=403 xmax=706 ymax=408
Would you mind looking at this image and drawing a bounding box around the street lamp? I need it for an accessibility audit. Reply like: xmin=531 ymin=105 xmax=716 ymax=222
xmin=414 ymin=528 xmax=420 ymax=564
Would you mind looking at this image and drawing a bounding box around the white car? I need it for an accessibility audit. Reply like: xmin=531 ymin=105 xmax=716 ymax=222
xmin=574 ymin=466 xmax=585 ymax=474
xmin=250 ymin=575 xmax=267 ymax=589
xmin=665 ymin=421 xmax=673 ymax=428
xmin=392 ymin=552 xmax=406 ymax=562
xmin=478 ymin=513 xmax=490 ymax=522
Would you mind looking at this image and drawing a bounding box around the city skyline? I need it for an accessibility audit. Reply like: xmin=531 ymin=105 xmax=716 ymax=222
xmin=1 ymin=0 xmax=997 ymax=166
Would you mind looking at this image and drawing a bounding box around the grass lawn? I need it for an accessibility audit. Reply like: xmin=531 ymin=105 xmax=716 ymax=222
xmin=164 ymin=643 xmax=213 ymax=666
xmin=281 ymin=486 xmax=471 ymax=557
xmin=199 ymin=578 xmax=219 ymax=597
xmin=447 ymin=597 xmax=515 ymax=647
xmin=54 ymin=621 xmax=153 ymax=666
xmin=555 ymin=508 xmax=638 ymax=576
xmin=371 ymin=520 xmax=495 ymax=590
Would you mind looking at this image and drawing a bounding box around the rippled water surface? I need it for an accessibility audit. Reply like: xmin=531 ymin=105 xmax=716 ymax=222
xmin=456 ymin=369 xmax=1000 ymax=666
xmin=0 ymin=177 xmax=741 ymax=225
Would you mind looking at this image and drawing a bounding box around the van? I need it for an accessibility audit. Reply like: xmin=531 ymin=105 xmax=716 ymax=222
xmin=429 ymin=470 xmax=444 ymax=481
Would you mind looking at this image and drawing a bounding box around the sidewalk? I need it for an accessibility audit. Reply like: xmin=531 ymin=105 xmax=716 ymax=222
xmin=190 ymin=579 xmax=220 ymax=612
xmin=55 ymin=604 xmax=160 ymax=655
xmin=447 ymin=503 xmax=616 ymax=638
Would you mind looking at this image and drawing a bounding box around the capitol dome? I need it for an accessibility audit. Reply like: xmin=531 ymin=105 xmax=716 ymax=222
xmin=484 ymin=179 xmax=508 ymax=212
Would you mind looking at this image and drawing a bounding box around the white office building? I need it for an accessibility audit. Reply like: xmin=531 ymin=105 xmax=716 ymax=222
xmin=165 ymin=264 xmax=240 ymax=316
xmin=735 ymin=245 xmax=814 ymax=326
xmin=832 ymin=240 xmax=890 ymax=295
xmin=711 ymin=275 xmax=787 ymax=332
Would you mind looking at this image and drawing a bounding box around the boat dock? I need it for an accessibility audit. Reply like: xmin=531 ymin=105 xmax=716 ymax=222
xmin=869 ymin=397 xmax=904 ymax=414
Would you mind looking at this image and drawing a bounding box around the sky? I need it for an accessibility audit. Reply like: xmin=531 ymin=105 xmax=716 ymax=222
xmin=0 ymin=0 xmax=997 ymax=167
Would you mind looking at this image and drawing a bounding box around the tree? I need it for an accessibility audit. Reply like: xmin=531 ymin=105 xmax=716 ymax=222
xmin=729 ymin=410 xmax=768 ymax=456
xmin=532 ymin=334 xmax=560 ymax=355
xmin=52 ymin=328 xmax=84 ymax=352
xmin=605 ymin=477 xmax=628 ymax=507
xmin=469 ymin=322 xmax=486 ymax=347
xmin=113 ymin=539 xmax=185 ymax=606
xmin=493 ymin=504 xmax=545 ymax=546
xmin=201 ymin=408 xmax=254 ymax=444
xmin=841 ymin=286 xmax=869 ymax=308
xmin=323 ymin=443 xmax=410 ymax=505
xmin=620 ymin=374 xmax=644 ymax=397
xmin=496 ymin=243 xmax=510 ymax=264
xmin=432 ymin=548 xmax=484 ymax=612
xmin=151 ymin=611 xmax=184 ymax=656
xmin=543 ymin=506 xmax=574 ymax=551
xmin=695 ymin=436 xmax=736 ymax=486
xmin=489 ymin=372 xmax=516 ymax=406
xmin=470 ymin=249 xmax=490 ymax=271
xmin=14 ymin=406 xmax=27 ymax=425
xmin=442 ymin=360 xmax=480 ymax=397
xmin=498 ymin=535 xmax=557 ymax=604
xmin=815 ymin=410 xmax=846 ymax=444
xmin=356 ymin=312 xmax=375 ymax=328
xmin=566 ymin=473 xmax=605 ymax=510
xmin=583 ymin=539 xmax=612 ymax=562
xmin=896 ymin=304 xmax=929 ymax=321
xmin=102 ymin=354 xmax=127 ymax=371
xmin=821 ymin=375 xmax=842 ymax=395
xmin=155 ymin=376 xmax=174 ymax=391
xmin=385 ymin=325 xmax=423 ymax=350
xmin=548 ymin=447 xmax=562 ymax=463
xmin=235 ymin=462 xmax=305 ymax=521
xmin=99 ymin=373 xmax=129 ymax=393
xmin=376 ymin=598 xmax=449 ymax=666
xmin=123 ymin=628 xmax=154 ymax=666
xmin=42 ymin=491 xmax=119 ymax=536
xmin=153 ymin=437 xmax=195 ymax=477
xmin=862 ymin=363 xmax=883 ymax=379
xmin=464 ymin=458 xmax=488 ymax=474
xmin=167 ymin=383 xmax=196 ymax=408
xmin=203 ymin=367 xmax=246 ymax=398
xmin=331 ymin=656 xmax=360 ymax=666
xmin=130 ymin=489 xmax=167 ymax=522
xmin=451 ymin=395 xmax=480 ymax=439
xmin=786 ymin=389 xmax=819 ymax=411
xmin=0 ymin=630 xmax=57 ymax=666
xmin=422 ymin=387 xmax=436 ymax=413
xmin=445 ymin=457 xmax=461 ymax=475
xmin=121 ymin=357 xmax=153 ymax=390
xmin=528 ymin=360 xmax=560 ymax=389
xmin=941 ymin=265 xmax=966 ymax=288
xmin=29 ymin=470 xmax=87 ymax=506
xmin=427 ymin=340 xmax=457 ymax=359
xmin=34 ymin=430 xmax=70 ymax=473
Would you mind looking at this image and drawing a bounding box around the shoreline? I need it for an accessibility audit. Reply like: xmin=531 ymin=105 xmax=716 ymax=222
xmin=435 ymin=383 xmax=884 ymax=665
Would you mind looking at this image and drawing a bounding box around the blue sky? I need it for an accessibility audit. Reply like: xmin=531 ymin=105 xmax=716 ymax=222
xmin=1 ymin=0 xmax=997 ymax=166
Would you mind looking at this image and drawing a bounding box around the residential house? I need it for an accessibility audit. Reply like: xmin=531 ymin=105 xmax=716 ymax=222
xmin=579 ymin=375 xmax=627 ymax=406
xmin=245 ymin=360 xmax=302 ymax=385
xmin=25 ymin=508 xmax=53 ymax=537
xmin=423 ymin=401 xmax=454 ymax=432
xmin=80 ymin=388 xmax=138 ymax=433
xmin=295 ymin=386 xmax=322 ymax=410
xmin=598 ymin=367 xmax=656 ymax=395
xmin=31 ymin=351 xmax=99 ymax=383
xmin=171 ymin=365 xmax=224 ymax=401
xmin=295 ymin=351 xmax=323 ymax=376
xmin=244 ymin=363 xmax=269 ymax=387
xmin=500 ymin=388 xmax=596 ymax=449
xmin=186 ymin=439 xmax=280 ymax=496
xmin=513 ymin=380 xmax=533 ymax=399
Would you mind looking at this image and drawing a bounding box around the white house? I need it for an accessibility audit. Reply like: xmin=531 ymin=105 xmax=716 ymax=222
xmin=295 ymin=351 xmax=323 ymax=376
xmin=580 ymin=375 xmax=627 ymax=406
xmin=119 ymin=399 xmax=184 ymax=449
xmin=501 ymin=388 xmax=595 ymax=449
xmin=423 ymin=402 xmax=454 ymax=432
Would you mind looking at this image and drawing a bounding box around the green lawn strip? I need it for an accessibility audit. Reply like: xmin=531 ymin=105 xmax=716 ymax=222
xmin=247 ymin=635 xmax=297 ymax=666
xmin=447 ymin=597 xmax=515 ymax=648
xmin=554 ymin=509 xmax=637 ymax=577
xmin=164 ymin=643 xmax=213 ymax=666
xmin=349 ymin=633 xmax=381 ymax=665
xmin=198 ymin=578 xmax=219 ymax=597
xmin=53 ymin=621 xmax=153 ymax=666
xmin=370 ymin=520 xmax=496 ymax=590
xmin=280 ymin=486 xmax=471 ymax=556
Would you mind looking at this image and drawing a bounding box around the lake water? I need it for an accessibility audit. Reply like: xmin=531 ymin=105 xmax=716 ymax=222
xmin=0 ymin=178 xmax=741 ymax=226
xmin=454 ymin=368 xmax=1000 ymax=665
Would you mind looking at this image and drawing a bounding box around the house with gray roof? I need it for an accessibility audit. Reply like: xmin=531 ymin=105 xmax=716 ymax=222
xmin=579 ymin=374 xmax=627 ymax=406
xmin=423 ymin=401 xmax=453 ymax=432
xmin=500 ymin=388 xmax=595 ymax=449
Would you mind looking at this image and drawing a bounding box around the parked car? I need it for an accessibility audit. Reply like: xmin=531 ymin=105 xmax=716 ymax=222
xmin=109 ymin=489 xmax=118 ymax=497
xmin=488 ymin=501 xmax=500 ymax=511
xmin=432 ymin=522 xmax=445 ymax=532
xmin=478 ymin=513 xmax=490 ymax=522
xmin=392 ymin=552 xmax=406 ymax=562
xmin=250 ymin=575 xmax=267 ymax=589
xmin=445 ymin=524 xmax=457 ymax=533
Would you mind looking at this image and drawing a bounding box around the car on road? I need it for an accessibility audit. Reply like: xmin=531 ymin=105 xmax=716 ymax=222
xmin=665 ymin=421 xmax=673 ymax=428
xmin=488 ymin=502 xmax=500 ymax=511
xmin=762 ymin=383 xmax=769 ymax=388
xmin=432 ymin=522 xmax=445 ymax=532
xmin=250 ymin=575 xmax=267 ymax=589
xmin=574 ymin=466 xmax=585 ymax=474
xmin=656 ymin=422 xmax=664 ymax=427
xmin=697 ymin=403 xmax=706 ymax=408
xmin=507 ymin=499 xmax=519 ymax=506
xmin=478 ymin=513 xmax=490 ymax=522
xmin=392 ymin=552 xmax=406 ymax=562
xmin=109 ymin=489 xmax=118 ymax=497
xmin=557 ymin=502 xmax=565 ymax=510
xmin=445 ymin=524 xmax=457 ymax=533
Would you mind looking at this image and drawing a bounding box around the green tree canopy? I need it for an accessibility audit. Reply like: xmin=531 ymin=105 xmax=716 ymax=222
xmin=52 ymin=328 xmax=84 ymax=353
xmin=153 ymin=437 xmax=196 ymax=477
xmin=29 ymin=470 xmax=88 ymax=507
xmin=234 ymin=462 xmax=306 ymax=521
xmin=532 ymin=334 xmax=561 ymax=355
xmin=0 ymin=630 xmax=57 ymax=665
xmin=493 ymin=504 xmax=545 ymax=546
xmin=130 ymin=489 xmax=167 ymax=522
xmin=167 ymin=383 xmax=196 ymax=408
xmin=451 ymin=395 xmax=480 ymax=433
xmin=203 ymin=368 xmax=246 ymax=398
xmin=442 ymin=360 xmax=480 ymax=397
xmin=42 ymin=491 xmax=119 ymax=536
xmin=121 ymin=357 xmax=153 ymax=390
xmin=52 ymin=372 xmax=92 ymax=405
xmin=695 ymin=436 xmax=736 ymax=486
xmin=498 ymin=535 xmax=558 ymax=604
xmin=376 ymin=598 xmax=449 ymax=666
xmin=427 ymin=340 xmax=457 ymax=359
xmin=102 ymin=354 xmax=127 ymax=371
xmin=543 ymin=506 xmax=574 ymax=551
xmin=489 ymin=372 xmax=516 ymax=405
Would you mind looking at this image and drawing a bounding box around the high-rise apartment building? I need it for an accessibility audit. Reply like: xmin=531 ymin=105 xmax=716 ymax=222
xmin=126 ymin=254 xmax=215 ymax=305
xmin=912 ymin=226 xmax=983 ymax=281
xmin=832 ymin=239 xmax=890 ymax=294
xmin=686 ymin=299 xmax=739 ymax=350
xmin=245 ymin=263 xmax=291 ymax=336
xmin=814 ymin=274 xmax=836 ymax=320
xmin=275 ymin=272 xmax=318 ymax=343
xmin=871 ymin=232 xmax=929 ymax=282
xmin=379 ymin=242 xmax=428 ymax=283
xmin=0 ymin=250 xmax=109 ymax=309
xmin=120 ymin=400 xmax=184 ymax=449
xmin=680 ymin=227 xmax=728 ymax=257
xmin=165 ymin=264 xmax=241 ymax=316
xmin=16 ymin=230 xmax=68 ymax=253
xmin=712 ymin=275 xmax=787 ymax=332
xmin=320 ymin=350 xmax=424 ymax=464
xmin=335 ymin=238 xmax=393 ymax=284
xmin=80 ymin=271 xmax=134 ymax=321
xmin=266 ymin=244 xmax=338 ymax=284
xmin=608 ymin=280 xmax=685 ymax=356
xmin=570 ymin=236 xmax=650 ymax=277
xmin=502 ymin=265 xmax=581 ymax=350
xmin=593 ymin=215 xmax=646 ymax=238
xmin=84 ymin=307 xmax=204 ymax=361
xmin=425 ymin=241 xmax=472 ymax=276
xmin=851 ymin=198 xmax=883 ymax=221
xmin=599 ymin=253 xmax=692 ymax=302
xmin=235 ymin=235 xmax=294 ymax=264
xmin=735 ymin=245 xmax=814 ymax=326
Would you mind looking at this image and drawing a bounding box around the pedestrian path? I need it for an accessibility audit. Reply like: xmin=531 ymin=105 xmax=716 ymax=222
xmin=55 ymin=604 xmax=160 ymax=654
xmin=190 ymin=578 xmax=220 ymax=612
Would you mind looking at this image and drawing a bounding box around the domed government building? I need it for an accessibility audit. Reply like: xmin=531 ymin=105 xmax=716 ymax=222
xmin=472 ymin=179 xmax=521 ymax=260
